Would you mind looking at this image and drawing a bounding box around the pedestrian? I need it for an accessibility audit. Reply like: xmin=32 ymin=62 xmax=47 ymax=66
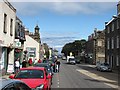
xmin=38 ymin=59 xmax=42 ymax=63
xmin=14 ymin=58 xmax=20 ymax=74
xmin=56 ymin=60 xmax=61 ymax=72
xmin=28 ymin=58 xmax=32 ymax=66
xmin=22 ymin=59 xmax=27 ymax=68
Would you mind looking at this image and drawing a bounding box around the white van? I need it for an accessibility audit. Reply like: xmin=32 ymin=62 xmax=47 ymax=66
xmin=67 ymin=56 xmax=76 ymax=64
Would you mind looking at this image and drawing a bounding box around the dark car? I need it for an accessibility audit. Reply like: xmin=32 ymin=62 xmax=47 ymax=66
xmin=96 ymin=63 xmax=112 ymax=72
xmin=34 ymin=63 xmax=53 ymax=76
xmin=0 ymin=79 xmax=31 ymax=90
xmin=34 ymin=63 xmax=53 ymax=85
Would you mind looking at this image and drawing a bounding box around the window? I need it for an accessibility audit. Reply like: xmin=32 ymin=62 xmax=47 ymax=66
xmin=116 ymin=36 xmax=119 ymax=48
xmin=112 ymin=23 xmax=114 ymax=31
xmin=10 ymin=19 xmax=13 ymax=36
xmin=116 ymin=55 xmax=119 ymax=66
xmin=3 ymin=13 xmax=7 ymax=33
xmin=117 ymin=19 xmax=119 ymax=29
xmin=107 ymin=55 xmax=109 ymax=64
xmin=97 ymin=41 xmax=102 ymax=46
xmin=111 ymin=37 xmax=114 ymax=49
xmin=107 ymin=38 xmax=110 ymax=49
xmin=107 ymin=26 xmax=110 ymax=33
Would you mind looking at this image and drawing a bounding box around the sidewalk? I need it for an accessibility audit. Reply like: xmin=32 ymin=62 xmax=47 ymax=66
xmin=1 ymin=73 xmax=11 ymax=79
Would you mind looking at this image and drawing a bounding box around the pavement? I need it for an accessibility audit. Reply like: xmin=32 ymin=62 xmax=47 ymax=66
xmin=1 ymin=73 xmax=12 ymax=79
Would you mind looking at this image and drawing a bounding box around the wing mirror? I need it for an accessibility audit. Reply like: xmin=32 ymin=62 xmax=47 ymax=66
xmin=9 ymin=74 xmax=15 ymax=79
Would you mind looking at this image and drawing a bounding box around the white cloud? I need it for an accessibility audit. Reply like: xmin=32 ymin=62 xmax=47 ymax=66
xmin=10 ymin=2 xmax=117 ymax=16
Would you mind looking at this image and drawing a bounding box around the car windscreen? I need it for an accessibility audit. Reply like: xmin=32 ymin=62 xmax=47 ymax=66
xmin=15 ymin=70 xmax=44 ymax=79
xmin=69 ymin=58 xmax=75 ymax=61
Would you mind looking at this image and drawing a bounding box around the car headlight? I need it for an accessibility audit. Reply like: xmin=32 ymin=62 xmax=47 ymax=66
xmin=35 ymin=84 xmax=44 ymax=90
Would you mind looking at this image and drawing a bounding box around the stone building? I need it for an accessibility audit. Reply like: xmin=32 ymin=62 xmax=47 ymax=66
xmin=105 ymin=2 xmax=120 ymax=69
xmin=25 ymin=25 xmax=41 ymax=43
xmin=85 ymin=28 xmax=105 ymax=64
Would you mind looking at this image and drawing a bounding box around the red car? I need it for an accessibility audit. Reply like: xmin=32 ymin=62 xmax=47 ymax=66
xmin=9 ymin=67 xmax=51 ymax=90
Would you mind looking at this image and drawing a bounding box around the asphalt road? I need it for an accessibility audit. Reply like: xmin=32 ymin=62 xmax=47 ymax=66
xmin=51 ymin=59 xmax=119 ymax=89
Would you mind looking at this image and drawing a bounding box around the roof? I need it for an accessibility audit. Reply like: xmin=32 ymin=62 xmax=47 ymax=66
xmin=34 ymin=63 xmax=50 ymax=66
xmin=20 ymin=67 xmax=45 ymax=70
xmin=105 ymin=15 xmax=118 ymax=26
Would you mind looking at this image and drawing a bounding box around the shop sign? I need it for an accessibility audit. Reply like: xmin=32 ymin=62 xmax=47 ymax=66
xmin=15 ymin=41 xmax=21 ymax=47
xmin=26 ymin=47 xmax=36 ymax=57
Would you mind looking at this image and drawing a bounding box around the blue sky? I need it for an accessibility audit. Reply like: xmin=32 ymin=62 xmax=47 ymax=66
xmin=11 ymin=1 xmax=118 ymax=52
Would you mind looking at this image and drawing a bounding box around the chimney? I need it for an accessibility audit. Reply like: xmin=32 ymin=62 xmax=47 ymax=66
xmin=88 ymin=35 xmax=91 ymax=41
xmin=94 ymin=28 xmax=97 ymax=36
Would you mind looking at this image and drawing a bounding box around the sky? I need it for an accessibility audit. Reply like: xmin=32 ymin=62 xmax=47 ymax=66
xmin=10 ymin=1 xmax=119 ymax=53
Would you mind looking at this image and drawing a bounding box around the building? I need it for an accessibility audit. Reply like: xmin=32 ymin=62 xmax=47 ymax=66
xmin=24 ymin=34 xmax=40 ymax=63
xmin=24 ymin=25 xmax=41 ymax=62
xmin=85 ymin=29 xmax=105 ymax=64
xmin=0 ymin=0 xmax=16 ymax=74
xmin=105 ymin=2 xmax=120 ymax=69
xmin=14 ymin=17 xmax=26 ymax=64
xmin=25 ymin=25 xmax=41 ymax=43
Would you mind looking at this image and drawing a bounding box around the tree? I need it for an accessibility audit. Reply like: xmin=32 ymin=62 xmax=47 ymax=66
xmin=61 ymin=39 xmax=86 ymax=56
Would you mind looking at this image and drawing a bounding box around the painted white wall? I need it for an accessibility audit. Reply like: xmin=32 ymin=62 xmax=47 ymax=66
xmin=24 ymin=35 xmax=40 ymax=61
xmin=0 ymin=1 xmax=16 ymax=73
xmin=0 ymin=2 xmax=16 ymax=47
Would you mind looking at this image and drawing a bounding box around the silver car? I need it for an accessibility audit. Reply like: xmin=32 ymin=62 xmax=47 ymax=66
xmin=96 ymin=63 xmax=112 ymax=72
xmin=0 ymin=79 xmax=31 ymax=90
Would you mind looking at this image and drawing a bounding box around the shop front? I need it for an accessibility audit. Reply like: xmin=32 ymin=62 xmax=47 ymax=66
xmin=14 ymin=48 xmax=23 ymax=64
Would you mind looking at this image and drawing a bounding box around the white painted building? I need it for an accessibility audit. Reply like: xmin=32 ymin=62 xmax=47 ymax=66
xmin=24 ymin=35 xmax=40 ymax=63
xmin=0 ymin=0 xmax=16 ymax=74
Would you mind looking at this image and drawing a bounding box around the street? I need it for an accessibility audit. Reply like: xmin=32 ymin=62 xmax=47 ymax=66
xmin=51 ymin=59 xmax=118 ymax=89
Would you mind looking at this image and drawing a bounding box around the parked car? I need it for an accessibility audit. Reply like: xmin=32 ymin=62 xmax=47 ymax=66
xmin=34 ymin=63 xmax=53 ymax=76
xmin=62 ymin=56 xmax=66 ymax=60
xmin=0 ymin=79 xmax=31 ymax=90
xmin=9 ymin=67 xmax=52 ymax=90
xmin=34 ymin=63 xmax=53 ymax=84
xmin=96 ymin=63 xmax=112 ymax=72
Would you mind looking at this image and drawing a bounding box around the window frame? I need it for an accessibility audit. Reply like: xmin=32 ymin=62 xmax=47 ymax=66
xmin=3 ymin=13 xmax=7 ymax=33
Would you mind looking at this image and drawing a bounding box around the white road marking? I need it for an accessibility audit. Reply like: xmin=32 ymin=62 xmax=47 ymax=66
xmin=76 ymin=69 xmax=118 ymax=88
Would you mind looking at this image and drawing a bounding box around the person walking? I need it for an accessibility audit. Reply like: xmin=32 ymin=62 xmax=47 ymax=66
xmin=56 ymin=60 xmax=61 ymax=72
xmin=22 ymin=59 xmax=27 ymax=68
xmin=14 ymin=58 xmax=20 ymax=74
xmin=28 ymin=58 xmax=32 ymax=66
xmin=38 ymin=59 xmax=42 ymax=63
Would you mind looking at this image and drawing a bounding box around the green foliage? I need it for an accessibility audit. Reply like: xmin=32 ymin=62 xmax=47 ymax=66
xmin=61 ymin=39 xmax=86 ymax=56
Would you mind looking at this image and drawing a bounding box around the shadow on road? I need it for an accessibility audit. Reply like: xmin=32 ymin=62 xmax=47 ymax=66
xmin=84 ymin=78 xmax=118 ymax=85
xmin=76 ymin=64 xmax=118 ymax=86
